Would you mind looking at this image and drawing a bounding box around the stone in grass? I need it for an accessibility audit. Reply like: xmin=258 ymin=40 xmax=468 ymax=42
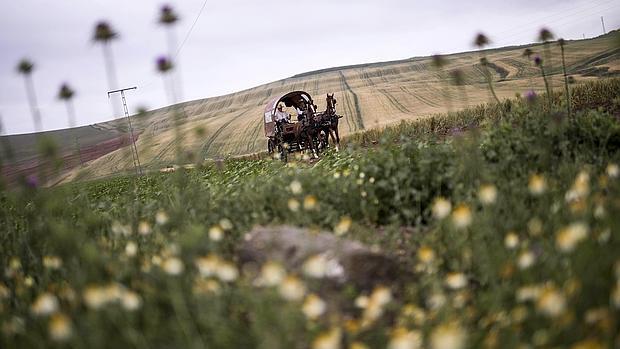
xmin=238 ymin=225 xmax=405 ymax=291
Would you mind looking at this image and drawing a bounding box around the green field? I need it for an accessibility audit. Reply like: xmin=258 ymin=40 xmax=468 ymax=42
xmin=1 ymin=76 xmax=620 ymax=348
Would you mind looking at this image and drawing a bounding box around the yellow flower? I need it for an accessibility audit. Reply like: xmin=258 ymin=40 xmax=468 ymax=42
xmin=302 ymin=294 xmax=327 ymax=320
xmin=565 ymin=171 xmax=590 ymax=202
xmin=527 ymin=217 xmax=543 ymax=236
xmin=430 ymin=323 xmax=466 ymax=349
xmin=445 ymin=272 xmax=468 ymax=290
xmin=31 ymin=293 xmax=59 ymax=316
xmin=451 ymin=204 xmax=472 ymax=229
xmin=304 ymin=195 xmax=318 ymax=210
xmin=388 ymin=327 xmax=422 ymax=349
xmin=516 ymin=284 xmax=542 ymax=302
xmin=504 ymin=232 xmax=519 ymax=249
xmin=290 ymin=180 xmax=303 ymax=194
xmin=312 ymin=328 xmax=341 ymax=349
xmin=334 ymin=216 xmax=352 ymax=236
xmin=83 ymin=286 xmax=107 ymax=309
xmin=611 ymin=282 xmax=620 ymax=308
xmin=536 ymin=286 xmax=566 ymax=317
xmin=138 ymin=221 xmax=151 ymax=235
xmin=556 ymin=222 xmax=589 ymax=253
xmin=288 ymin=198 xmax=300 ymax=212
xmin=606 ymin=163 xmax=619 ymax=178
xmin=478 ymin=184 xmax=497 ymax=205
xmin=155 ymin=210 xmax=169 ymax=225
xmin=258 ymin=261 xmax=286 ymax=287
xmin=49 ymin=313 xmax=72 ymax=341
xmin=528 ymin=174 xmax=546 ymax=195
xmin=209 ymin=225 xmax=224 ymax=241
xmin=355 ymin=295 xmax=369 ymax=308
xmin=417 ymin=246 xmax=435 ymax=264
xmin=432 ymin=197 xmax=452 ymax=219
xmin=303 ymin=254 xmax=328 ymax=278
xmin=279 ymin=275 xmax=306 ymax=301
xmin=42 ymin=256 xmax=62 ymax=270
xmin=162 ymin=257 xmax=184 ymax=275
xmin=193 ymin=278 xmax=221 ymax=295
xmin=571 ymin=339 xmax=605 ymax=349
xmin=350 ymin=342 xmax=369 ymax=349
xmin=195 ymin=254 xmax=221 ymax=277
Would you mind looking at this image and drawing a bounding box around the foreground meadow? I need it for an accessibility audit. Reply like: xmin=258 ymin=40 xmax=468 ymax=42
xmin=1 ymin=77 xmax=619 ymax=348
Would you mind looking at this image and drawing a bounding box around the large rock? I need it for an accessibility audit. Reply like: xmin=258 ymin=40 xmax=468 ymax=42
xmin=238 ymin=225 xmax=406 ymax=291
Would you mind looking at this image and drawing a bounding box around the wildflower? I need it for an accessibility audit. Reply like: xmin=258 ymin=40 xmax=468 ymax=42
xmin=17 ymin=59 xmax=34 ymax=74
xmin=534 ymin=56 xmax=543 ymax=67
xmin=538 ymin=28 xmax=554 ymax=42
xmin=42 ymin=256 xmax=62 ymax=270
xmin=138 ymin=221 xmax=151 ymax=235
xmin=24 ymin=276 xmax=34 ymax=287
xmin=83 ymin=286 xmax=107 ymax=309
xmin=156 ymin=56 xmax=173 ymax=73
xmin=607 ymin=163 xmax=619 ymax=178
xmin=162 ymin=257 xmax=184 ymax=275
xmin=302 ymin=294 xmax=326 ymax=320
xmin=478 ymin=184 xmax=497 ymax=205
xmin=289 ymin=180 xmax=303 ymax=194
xmin=517 ymin=250 xmax=535 ymax=270
xmin=565 ymin=171 xmax=590 ymax=202
xmin=527 ymin=217 xmax=543 ymax=236
xmin=120 ymin=290 xmax=142 ymax=311
xmin=219 ymin=218 xmax=233 ymax=230
xmin=304 ymin=195 xmax=318 ymax=210
xmin=288 ymin=198 xmax=300 ymax=212
xmin=427 ymin=292 xmax=447 ymax=310
xmin=432 ymin=197 xmax=452 ymax=219
xmin=571 ymin=339 xmax=605 ymax=349
xmin=216 ymin=261 xmax=238 ymax=282
xmin=279 ymin=275 xmax=306 ymax=301
xmin=155 ymin=210 xmax=169 ymax=225
xmin=355 ymin=295 xmax=369 ymax=308
xmin=31 ymin=293 xmax=59 ymax=316
xmin=312 ymin=328 xmax=341 ymax=349
xmin=524 ymin=90 xmax=537 ymax=103
xmin=536 ymin=286 xmax=566 ymax=317
xmin=445 ymin=272 xmax=468 ymax=290
xmin=388 ymin=327 xmax=422 ymax=349
xmin=334 ymin=216 xmax=352 ymax=236
xmin=57 ymin=83 xmax=75 ymax=100
xmin=430 ymin=323 xmax=466 ymax=349
xmin=303 ymin=254 xmax=328 ymax=278
xmin=209 ymin=225 xmax=224 ymax=241
xmin=258 ymin=261 xmax=286 ymax=286
xmin=111 ymin=221 xmax=131 ymax=236
xmin=49 ymin=313 xmax=72 ymax=341
xmin=195 ymin=254 xmax=221 ymax=277
xmin=417 ymin=246 xmax=435 ymax=264
xmin=125 ymin=241 xmax=138 ymax=257
xmin=333 ymin=172 xmax=341 ymax=179
xmin=474 ymin=33 xmax=489 ymax=48
xmin=159 ymin=4 xmax=179 ymax=25
xmin=0 ymin=283 xmax=9 ymax=300
xmin=350 ymin=342 xmax=369 ymax=349
xmin=193 ymin=278 xmax=221 ymax=295
xmin=611 ymin=282 xmax=620 ymax=308
xmin=504 ymin=232 xmax=519 ymax=249
xmin=516 ymin=285 xmax=542 ymax=302
xmin=556 ymin=222 xmax=588 ymax=253
xmin=93 ymin=21 xmax=117 ymax=42
xmin=451 ymin=204 xmax=472 ymax=229
xmin=528 ymin=174 xmax=546 ymax=195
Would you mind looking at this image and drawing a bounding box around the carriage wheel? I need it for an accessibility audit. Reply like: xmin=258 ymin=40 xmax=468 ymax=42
xmin=267 ymin=138 xmax=275 ymax=154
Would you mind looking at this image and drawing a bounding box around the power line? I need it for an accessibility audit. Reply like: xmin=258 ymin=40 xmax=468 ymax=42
xmin=175 ymin=0 xmax=209 ymax=59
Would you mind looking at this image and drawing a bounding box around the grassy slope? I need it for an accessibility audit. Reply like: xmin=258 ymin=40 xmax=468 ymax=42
xmin=3 ymin=32 xmax=619 ymax=183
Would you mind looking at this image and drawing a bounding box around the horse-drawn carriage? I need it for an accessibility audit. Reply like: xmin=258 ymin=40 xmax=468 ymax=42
xmin=264 ymin=91 xmax=341 ymax=161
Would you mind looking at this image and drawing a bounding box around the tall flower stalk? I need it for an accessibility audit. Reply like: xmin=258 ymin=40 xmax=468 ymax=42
xmin=17 ymin=59 xmax=42 ymax=132
xmin=450 ymin=69 xmax=468 ymax=109
xmin=156 ymin=56 xmax=183 ymax=162
xmin=558 ymin=39 xmax=571 ymax=116
xmin=431 ymin=54 xmax=453 ymax=112
xmin=538 ymin=28 xmax=555 ymax=94
xmin=473 ymin=33 xmax=501 ymax=105
xmin=522 ymin=48 xmax=536 ymax=90
xmin=159 ymin=5 xmax=182 ymax=101
xmin=93 ymin=21 xmax=121 ymax=116
xmin=534 ymin=56 xmax=552 ymax=108
xmin=58 ymin=83 xmax=84 ymax=166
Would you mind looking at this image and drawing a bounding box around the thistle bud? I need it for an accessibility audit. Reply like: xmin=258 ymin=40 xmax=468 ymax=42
xmin=93 ymin=21 xmax=117 ymax=42
xmin=58 ymin=83 xmax=75 ymax=100
xmin=156 ymin=56 xmax=173 ymax=73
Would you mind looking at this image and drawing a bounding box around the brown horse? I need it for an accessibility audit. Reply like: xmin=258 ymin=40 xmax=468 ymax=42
xmin=320 ymin=93 xmax=342 ymax=151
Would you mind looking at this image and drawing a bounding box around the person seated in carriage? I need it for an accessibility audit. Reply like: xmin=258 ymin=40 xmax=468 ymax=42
xmin=274 ymin=103 xmax=290 ymax=133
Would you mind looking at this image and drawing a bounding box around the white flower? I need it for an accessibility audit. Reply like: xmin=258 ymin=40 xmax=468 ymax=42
xmin=517 ymin=250 xmax=535 ymax=270
xmin=162 ymin=257 xmax=184 ymax=275
xmin=302 ymin=294 xmax=327 ymax=320
xmin=478 ymin=184 xmax=497 ymax=205
xmin=607 ymin=163 xmax=619 ymax=178
xmin=42 ymin=256 xmax=62 ymax=270
xmin=216 ymin=261 xmax=238 ymax=282
xmin=556 ymin=222 xmax=589 ymax=253
xmin=303 ymin=254 xmax=328 ymax=278
xmin=430 ymin=323 xmax=466 ymax=349
xmin=259 ymin=261 xmax=286 ymax=286
xmin=49 ymin=313 xmax=72 ymax=341
xmin=83 ymin=286 xmax=107 ymax=309
xmin=504 ymin=232 xmax=519 ymax=249
xmin=219 ymin=218 xmax=233 ymax=230
xmin=528 ymin=174 xmax=546 ymax=195
xmin=388 ymin=328 xmax=422 ymax=349
xmin=451 ymin=204 xmax=472 ymax=229
xmin=195 ymin=255 xmax=221 ymax=277
xmin=516 ymin=285 xmax=542 ymax=302
xmin=288 ymin=198 xmax=300 ymax=212
xmin=155 ymin=210 xmax=169 ymax=225
xmin=536 ymin=287 xmax=566 ymax=317
xmin=209 ymin=225 xmax=224 ymax=241
xmin=279 ymin=276 xmax=306 ymax=301
xmin=31 ymin=293 xmax=59 ymax=316
xmin=355 ymin=295 xmax=369 ymax=308
xmin=432 ymin=197 xmax=452 ymax=219
xmin=125 ymin=242 xmax=138 ymax=257
xmin=121 ymin=290 xmax=142 ymax=311
xmin=138 ymin=221 xmax=151 ymax=235
xmin=334 ymin=216 xmax=352 ymax=236
xmin=290 ymin=180 xmax=303 ymax=194
xmin=312 ymin=328 xmax=341 ymax=349
xmin=445 ymin=273 xmax=468 ymax=290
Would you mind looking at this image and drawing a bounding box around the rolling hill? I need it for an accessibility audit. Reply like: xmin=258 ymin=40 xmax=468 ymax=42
xmin=2 ymin=31 xmax=619 ymax=184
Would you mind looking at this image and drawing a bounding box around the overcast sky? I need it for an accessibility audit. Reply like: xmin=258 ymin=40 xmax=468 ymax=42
xmin=1 ymin=0 xmax=619 ymax=135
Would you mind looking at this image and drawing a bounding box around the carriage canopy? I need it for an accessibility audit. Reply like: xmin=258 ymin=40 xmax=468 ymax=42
xmin=264 ymin=91 xmax=315 ymax=137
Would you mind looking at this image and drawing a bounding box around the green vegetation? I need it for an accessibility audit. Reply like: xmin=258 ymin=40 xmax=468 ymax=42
xmin=1 ymin=78 xmax=619 ymax=348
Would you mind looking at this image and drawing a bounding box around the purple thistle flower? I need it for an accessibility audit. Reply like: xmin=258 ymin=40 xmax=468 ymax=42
xmin=25 ymin=174 xmax=39 ymax=188
xmin=534 ymin=55 xmax=542 ymax=67
xmin=159 ymin=5 xmax=179 ymax=25
xmin=524 ymin=90 xmax=537 ymax=103
xmin=93 ymin=21 xmax=117 ymax=42
xmin=156 ymin=56 xmax=173 ymax=73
